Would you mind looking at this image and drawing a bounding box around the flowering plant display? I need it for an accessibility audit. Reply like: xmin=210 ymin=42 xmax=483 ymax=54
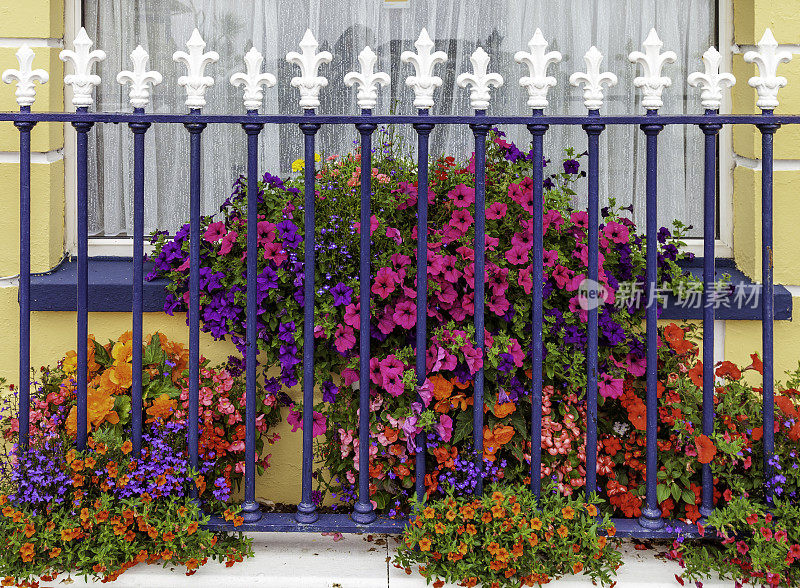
xmin=394 ymin=483 xmax=621 ymax=588
xmin=0 ymin=331 xmax=282 ymax=584
xmin=148 ymin=129 xmax=695 ymax=513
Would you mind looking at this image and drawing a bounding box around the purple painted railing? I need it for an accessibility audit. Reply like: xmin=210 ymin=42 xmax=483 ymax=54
xmin=1 ymin=26 xmax=794 ymax=538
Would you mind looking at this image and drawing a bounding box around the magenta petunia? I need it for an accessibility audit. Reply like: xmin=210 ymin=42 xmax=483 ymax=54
xmin=598 ymin=373 xmax=624 ymax=399
xmin=343 ymin=302 xmax=360 ymax=329
xmin=603 ymin=221 xmax=630 ymax=244
xmin=449 ymin=209 xmax=474 ymax=232
xmin=434 ymin=414 xmax=453 ymax=442
xmin=504 ymin=244 xmax=529 ymax=266
xmin=333 ymin=324 xmax=356 ymax=353
xmin=204 ymin=221 xmax=227 ymax=243
xmin=379 ymin=354 xmax=404 ymax=383
xmin=372 ymin=267 xmax=397 ymax=299
xmin=448 ymin=184 xmax=475 ymax=208
xmin=393 ymin=300 xmax=417 ymax=330
xmin=486 ymin=202 xmax=508 ymax=220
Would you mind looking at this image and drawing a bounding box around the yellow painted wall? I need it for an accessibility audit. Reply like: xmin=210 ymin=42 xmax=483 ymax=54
xmin=0 ymin=0 xmax=796 ymax=506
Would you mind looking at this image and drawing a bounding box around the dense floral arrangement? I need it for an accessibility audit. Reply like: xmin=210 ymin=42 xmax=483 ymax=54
xmin=148 ymin=129 xmax=695 ymax=513
xmin=0 ymin=331 xmax=281 ymax=584
xmin=394 ymin=484 xmax=621 ymax=587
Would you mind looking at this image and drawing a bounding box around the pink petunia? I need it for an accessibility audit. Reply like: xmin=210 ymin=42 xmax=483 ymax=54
xmin=598 ymin=373 xmax=624 ymax=399
xmin=391 ymin=253 xmax=412 ymax=268
xmin=448 ymin=184 xmax=475 ymax=208
xmin=570 ymin=211 xmax=589 ymax=229
xmin=354 ymin=214 xmax=380 ymax=236
xmin=603 ymin=221 xmax=630 ymax=244
xmin=504 ymin=244 xmax=529 ymax=266
xmin=450 ymin=209 xmax=474 ymax=232
xmin=386 ymin=227 xmax=402 ymax=244
xmin=508 ymin=339 xmax=524 ymax=367
xmin=369 ymin=357 xmax=384 ymax=386
xmin=341 ymin=368 xmax=359 ymax=387
xmin=383 ymin=371 xmax=405 ymax=397
xmin=219 ymin=230 xmax=238 ymax=255
xmin=543 ymin=209 xmax=564 ymax=232
xmin=377 ymin=305 xmax=396 ymax=335
xmin=334 ymin=324 xmax=356 ymax=353
xmin=551 ymin=265 xmax=574 ymax=289
xmin=518 ymin=266 xmax=533 ymax=295
xmin=344 ymin=302 xmax=360 ymax=329
xmin=568 ymin=295 xmax=588 ymax=322
xmin=441 ymin=255 xmax=460 ymax=282
xmin=434 ymin=415 xmax=454 ymax=442
xmin=486 ymin=202 xmax=508 ymax=220
xmin=380 ymin=354 xmax=405 ymax=383
xmin=462 ymin=345 xmax=483 ymax=374
xmin=543 ymin=249 xmax=559 ymax=267
xmin=392 ymin=300 xmax=416 ymax=330
xmin=372 ymin=267 xmax=397 ymax=299
xmin=204 ymin=221 xmax=227 ymax=243
xmin=511 ymin=231 xmax=533 ymax=250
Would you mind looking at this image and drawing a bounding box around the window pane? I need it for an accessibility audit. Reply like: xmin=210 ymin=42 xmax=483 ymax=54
xmin=86 ymin=0 xmax=715 ymax=237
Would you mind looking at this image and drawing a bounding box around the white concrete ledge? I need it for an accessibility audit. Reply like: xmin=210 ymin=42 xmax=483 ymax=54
xmin=36 ymin=534 xmax=735 ymax=588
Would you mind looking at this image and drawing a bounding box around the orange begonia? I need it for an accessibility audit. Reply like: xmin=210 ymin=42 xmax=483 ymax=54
xmin=147 ymin=393 xmax=177 ymax=422
xmin=493 ymin=402 xmax=516 ymax=418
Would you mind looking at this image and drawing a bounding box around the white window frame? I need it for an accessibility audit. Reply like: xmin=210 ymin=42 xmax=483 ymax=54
xmin=65 ymin=0 xmax=734 ymax=259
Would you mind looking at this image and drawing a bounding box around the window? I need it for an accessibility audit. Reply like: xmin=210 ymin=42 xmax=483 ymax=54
xmin=82 ymin=0 xmax=721 ymax=241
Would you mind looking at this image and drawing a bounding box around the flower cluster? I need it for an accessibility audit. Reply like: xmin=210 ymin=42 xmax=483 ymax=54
xmin=149 ymin=129 xmax=694 ymax=514
xmin=394 ymin=483 xmax=621 ymax=588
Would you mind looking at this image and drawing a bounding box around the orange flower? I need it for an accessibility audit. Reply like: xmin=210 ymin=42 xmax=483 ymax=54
xmin=434 ymin=522 xmax=446 ymax=534
xmin=111 ymin=340 xmax=133 ymax=365
xmin=163 ymin=531 xmax=175 ymax=542
xmin=109 ymin=361 xmax=133 ymax=389
xmin=530 ymin=517 xmax=542 ymax=530
xmin=557 ymin=525 xmax=569 ymax=538
xmin=430 ymin=375 xmax=453 ymax=401
xmin=493 ymin=426 xmax=515 ymax=445
xmin=459 ymin=505 xmax=475 ymax=520
xmin=465 ymin=524 xmax=477 ymax=535
xmin=423 ymin=507 xmax=436 ymax=519
xmin=19 ymin=543 xmax=34 ymax=563
xmin=49 ymin=547 xmax=61 ymax=559
xmin=562 ymin=506 xmax=575 ymax=520
xmin=572 ymin=562 xmax=584 ymax=574
xmin=491 ymin=491 xmax=504 ymax=502
xmin=627 ymin=400 xmax=647 ymax=431
xmin=528 ymin=534 xmax=539 ymax=547
xmin=694 ymin=434 xmax=717 ymax=464
xmin=663 ymin=324 xmax=694 ymax=354
xmin=147 ymin=393 xmax=177 ymax=422
xmin=419 ymin=537 xmax=432 ymax=551
xmin=23 ymin=523 xmax=35 ymax=538
xmin=187 ymin=522 xmax=198 ymax=535
xmin=233 ymin=516 xmax=244 ymax=527
xmin=493 ymin=401 xmax=516 ymax=418
xmin=121 ymin=440 xmax=133 ymax=455
xmin=445 ymin=510 xmax=457 ymax=521
xmin=586 ymin=504 xmax=598 ymax=517
xmin=491 ymin=504 xmax=505 ymax=519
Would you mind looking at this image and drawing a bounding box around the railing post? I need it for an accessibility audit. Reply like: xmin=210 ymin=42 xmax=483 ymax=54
xmin=699 ymin=112 xmax=722 ymax=522
xmin=413 ymin=110 xmax=434 ymax=503
xmin=582 ymin=111 xmax=604 ymax=501
xmin=242 ymin=112 xmax=265 ymax=523
xmin=296 ymin=110 xmax=321 ymax=524
xmin=469 ymin=111 xmax=491 ymax=496
xmin=72 ymin=108 xmax=93 ymax=451
xmin=353 ymin=110 xmax=378 ymax=525
xmin=183 ymin=110 xmax=206 ymax=501
xmin=129 ymin=110 xmax=151 ymax=455
xmin=757 ymin=113 xmax=780 ymax=500
xmin=639 ymin=111 xmax=664 ymax=530
xmin=527 ymin=112 xmax=547 ymax=501
xmin=15 ymin=107 xmax=35 ymax=452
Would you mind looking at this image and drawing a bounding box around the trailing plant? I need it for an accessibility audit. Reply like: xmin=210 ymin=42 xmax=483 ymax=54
xmin=394 ymin=483 xmax=621 ymax=587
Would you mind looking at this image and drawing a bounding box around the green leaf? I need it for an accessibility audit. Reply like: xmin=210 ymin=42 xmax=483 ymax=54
xmin=657 ymin=484 xmax=670 ymax=504
xmin=452 ymin=411 xmax=473 ymax=445
xmin=114 ymin=394 xmax=132 ymax=424
xmin=682 ymin=489 xmax=696 ymax=505
xmin=93 ymin=339 xmax=113 ymax=368
xmin=143 ymin=333 xmax=166 ymax=366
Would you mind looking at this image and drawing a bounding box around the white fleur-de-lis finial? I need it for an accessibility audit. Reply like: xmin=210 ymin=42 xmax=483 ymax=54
xmin=569 ymin=46 xmax=617 ymax=111
xmin=172 ymin=29 xmax=219 ymax=109
xmin=2 ymin=45 xmax=49 ymax=108
xmin=401 ymin=28 xmax=448 ymax=109
xmin=230 ymin=47 xmax=276 ymax=112
xmin=59 ymin=28 xmax=106 ymax=108
xmin=344 ymin=46 xmax=390 ymax=110
xmin=286 ymin=30 xmax=332 ymax=110
xmin=116 ymin=46 xmax=162 ymax=110
xmin=514 ymin=29 xmax=562 ymax=109
xmin=628 ymin=28 xmax=676 ymax=111
xmin=456 ymin=47 xmax=504 ymax=111
xmin=687 ymin=47 xmax=736 ymax=111
xmin=744 ymin=29 xmax=792 ymax=110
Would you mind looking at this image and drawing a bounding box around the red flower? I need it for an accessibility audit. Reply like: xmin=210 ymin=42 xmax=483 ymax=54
xmin=715 ymin=361 xmax=742 ymax=381
xmin=760 ymin=527 xmax=773 ymax=540
xmin=694 ymin=435 xmax=717 ymax=464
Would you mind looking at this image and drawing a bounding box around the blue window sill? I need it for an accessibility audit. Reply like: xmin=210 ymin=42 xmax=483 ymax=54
xmin=29 ymin=257 xmax=792 ymax=320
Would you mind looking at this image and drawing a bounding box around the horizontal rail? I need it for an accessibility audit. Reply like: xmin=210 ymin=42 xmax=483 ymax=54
xmin=0 ymin=111 xmax=799 ymax=125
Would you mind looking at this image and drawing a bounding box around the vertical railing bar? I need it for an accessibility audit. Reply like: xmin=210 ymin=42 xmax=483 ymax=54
xmin=639 ymin=110 xmax=664 ymax=530
xmin=413 ymin=110 xmax=434 ymax=503
xmin=242 ymin=112 xmax=265 ymax=523
xmin=184 ymin=110 xmax=206 ymax=501
xmin=16 ymin=107 xmax=35 ymax=452
xmin=353 ymin=110 xmax=377 ymax=524
xmin=758 ymin=112 xmax=779 ymax=498
xmin=699 ymin=112 xmax=722 ymax=522
xmin=129 ymin=110 xmax=150 ymax=455
xmin=527 ymin=112 xmax=547 ymax=501
xmin=296 ymin=109 xmax=321 ymax=524
xmin=470 ymin=111 xmax=490 ymax=496
xmin=73 ymin=108 xmax=92 ymax=451
xmin=583 ymin=111 xmax=604 ymax=501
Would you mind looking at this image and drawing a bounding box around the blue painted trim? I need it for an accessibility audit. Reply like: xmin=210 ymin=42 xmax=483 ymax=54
xmin=29 ymin=257 xmax=793 ymax=320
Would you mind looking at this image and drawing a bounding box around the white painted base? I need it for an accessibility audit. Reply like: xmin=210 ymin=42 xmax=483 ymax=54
xmin=37 ymin=535 xmax=736 ymax=588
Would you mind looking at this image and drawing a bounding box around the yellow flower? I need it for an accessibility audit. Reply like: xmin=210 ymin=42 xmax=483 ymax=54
xmin=291 ymin=158 xmax=304 ymax=172
xmin=111 ymin=340 xmax=133 ymax=365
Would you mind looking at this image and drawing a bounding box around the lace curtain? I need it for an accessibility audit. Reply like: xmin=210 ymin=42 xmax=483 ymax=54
xmin=85 ymin=0 xmax=716 ymax=237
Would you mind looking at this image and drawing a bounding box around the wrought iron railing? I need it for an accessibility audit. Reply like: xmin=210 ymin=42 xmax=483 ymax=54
xmin=0 ymin=25 xmax=795 ymax=537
